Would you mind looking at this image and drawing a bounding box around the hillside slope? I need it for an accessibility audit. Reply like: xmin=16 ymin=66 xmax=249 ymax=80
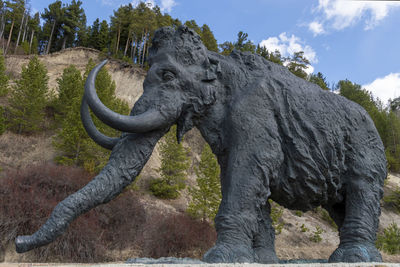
xmin=1 ymin=48 xmax=399 ymax=262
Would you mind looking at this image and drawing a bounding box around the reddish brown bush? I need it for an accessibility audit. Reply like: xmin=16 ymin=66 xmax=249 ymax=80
xmin=139 ymin=213 xmax=216 ymax=258
xmin=0 ymin=163 xmax=146 ymax=262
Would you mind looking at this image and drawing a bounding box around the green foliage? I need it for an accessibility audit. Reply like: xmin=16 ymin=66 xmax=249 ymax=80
xmin=53 ymin=60 xmax=129 ymax=173
xmin=295 ymin=210 xmax=303 ymax=217
xmin=150 ymin=125 xmax=190 ymax=199
xmin=300 ymin=224 xmax=309 ymax=232
xmin=234 ymin=31 xmax=256 ymax=53
xmin=219 ymin=41 xmax=234 ymax=56
xmin=200 ymin=24 xmax=218 ymax=52
xmin=310 ymin=226 xmax=324 ymax=243
xmin=287 ymin=51 xmax=310 ymax=80
xmin=376 ymin=223 xmax=400 ymax=255
xmin=8 ymin=56 xmax=49 ymax=134
xmin=187 ymin=144 xmax=221 ymax=222
xmin=256 ymin=46 xmax=284 ymax=65
xmin=383 ymin=186 xmax=400 ymax=214
xmin=21 ymin=41 xmax=30 ymax=54
xmin=269 ymin=199 xmax=284 ymax=235
xmin=0 ymin=50 xmax=9 ymax=96
xmin=0 ymin=106 xmax=6 ymax=135
xmin=314 ymin=206 xmax=338 ymax=230
xmin=309 ymin=72 xmax=329 ymax=90
xmin=54 ymin=65 xmax=83 ymax=116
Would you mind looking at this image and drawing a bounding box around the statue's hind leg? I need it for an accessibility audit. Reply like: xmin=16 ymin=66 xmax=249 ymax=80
xmin=328 ymin=177 xmax=383 ymax=263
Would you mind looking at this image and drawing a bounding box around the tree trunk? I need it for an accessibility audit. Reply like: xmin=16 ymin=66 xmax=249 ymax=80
xmin=141 ymin=29 xmax=148 ymax=67
xmin=29 ymin=29 xmax=34 ymax=54
xmin=137 ymin=30 xmax=145 ymax=66
xmin=14 ymin=12 xmax=25 ymax=54
xmin=22 ymin=14 xmax=28 ymax=43
xmin=62 ymin=36 xmax=67 ymax=50
xmin=0 ymin=5 xmax=5 ymax=47
xmin=5 ymin=19 xmax=15 ymax=55
xmin=132 ymin=36 xmax=137 ymax=64
xmin=46 ymin=20 xmax=56 ymax=55
xmin=115 ymin=26 xmax=120 ymax=55
xmin=123 ymin=30 xmax=131 ymax=57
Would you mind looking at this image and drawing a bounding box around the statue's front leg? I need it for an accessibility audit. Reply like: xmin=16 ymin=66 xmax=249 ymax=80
xmin=203 ymin=142 xmax=282 ymax=263
xmin=15 ymin=131 xmax=164 ymax=253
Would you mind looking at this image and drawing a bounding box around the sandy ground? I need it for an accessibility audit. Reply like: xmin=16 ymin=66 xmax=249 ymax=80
xmin=1 ymin=263 xmax=400 ymax=267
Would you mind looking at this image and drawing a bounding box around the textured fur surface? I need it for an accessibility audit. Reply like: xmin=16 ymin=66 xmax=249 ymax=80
xmin=16 ymin=26 xmax=386 ymax=263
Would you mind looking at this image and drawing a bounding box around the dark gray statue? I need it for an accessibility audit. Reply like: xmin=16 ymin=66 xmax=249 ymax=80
xmin=15 ymin=26 xmax=387 ymax=263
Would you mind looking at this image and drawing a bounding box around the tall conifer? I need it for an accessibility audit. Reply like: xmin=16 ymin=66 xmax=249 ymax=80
xmin=187 ymin=144 xmax=221 ymax=222
xmin=8 ymin=56 xmax=49 ymax=133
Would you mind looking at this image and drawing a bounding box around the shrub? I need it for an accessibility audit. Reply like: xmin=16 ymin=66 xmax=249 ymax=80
xmin=314 ymin=206 xmax=338 ymax=230
xmin=269 ymin=199 xmax=284 ymax=235
xmin=310 ymin=226 xmax=324 ymax=243
xmin=376 ymin=223 xmax=400 ymax=255
xmin=295 ymin=210 xmax=303 ymax=217
xmin=139 ymin=213 xmax=216 ymax=258
xmin=0 ymin=106 xmax=5 ymax=135
xmin=0 ymin=49 xmax=8 ymax=97
xmin=300 ymin=224 xmax=309 ymax=232
xmin=0 ymin=163 xmax=146 ymax=262
xmin=383 ymin=186 xmax=400 ymax=214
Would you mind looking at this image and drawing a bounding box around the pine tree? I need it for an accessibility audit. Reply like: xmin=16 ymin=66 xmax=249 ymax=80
xmin=287 ymin=51 xmax=310 ymax=80
xmin=234 ymin=31 xmax=256 ymax=53
xmin=55 ymin=64 xmax=83 ymax=116
xmin=219 ymin=41 xmax=234 ymax=56
xmin=8 ymin=56 xmax=49 ymax=134
xmin=0 ymin=49 xmax=9 ymax=96
xmin=200 ymin=24 xmax=218 ymax=52
xmin=61 ymin=0 xmax=86 ymax=49
xmin=184 ymin=20 xmax=201 ymax=35
xmin=98 ymin=20 xmax=110 ymax=52
xmin=53 ymin=60 xmax=129 ymax=173
xmin=309 ymin=72 xmax=329 ymax=90
xmin=150 ymin=125 xmax=191 ymax=199
xmin=187 ymin=144 xmax=221 ymax=222
xmin=41 ymin=0 xmax=64 ymax=54
xmin=256 ymin=46 xmax=284 ymax=65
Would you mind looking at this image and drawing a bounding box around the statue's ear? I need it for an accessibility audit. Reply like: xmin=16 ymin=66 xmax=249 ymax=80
xmin=202 ymin=57 xmax=221 ymax=82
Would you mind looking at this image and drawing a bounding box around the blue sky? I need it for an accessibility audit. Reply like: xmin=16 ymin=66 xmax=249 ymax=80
xmin=31 ymin=0 xmax=400 ymax=104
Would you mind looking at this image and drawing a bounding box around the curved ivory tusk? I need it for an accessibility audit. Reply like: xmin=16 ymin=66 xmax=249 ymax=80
xmin=80 ymin=95 xmax=120 ymax=150
xmin=84 ymin=60 xmax=167 ymax=133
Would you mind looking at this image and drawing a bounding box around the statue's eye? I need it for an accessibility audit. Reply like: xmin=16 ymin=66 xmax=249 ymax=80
xmin=162 ymin=71 xmax=175 ymax=81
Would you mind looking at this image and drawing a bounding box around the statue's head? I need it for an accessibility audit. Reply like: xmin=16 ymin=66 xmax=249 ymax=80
xmin=83 ymin=26 xmax=221 ymax=146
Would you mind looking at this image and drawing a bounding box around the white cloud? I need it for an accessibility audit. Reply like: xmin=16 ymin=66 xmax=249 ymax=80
xmin=259 ymin=32 xmax=318 ymax=64
xmin=309 ymin=21 xmax=325 ymax=36
xmin=363 ymin=73 xmax=400 ymax=104
xmin=132 ymin=0 xmax=155 ymax=8
xmin=160 ymin=0 xmax=176 ymax=12
xmin=312 ymin=0 xmax=400 ymax=32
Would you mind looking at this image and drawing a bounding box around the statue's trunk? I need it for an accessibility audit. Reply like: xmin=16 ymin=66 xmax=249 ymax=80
xmin=15 ymin=130 xmax=165 ymax=253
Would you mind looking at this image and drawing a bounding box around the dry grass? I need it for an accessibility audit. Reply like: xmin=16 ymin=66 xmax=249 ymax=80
xmin=0 ymin=132 xmax=57 ymax=173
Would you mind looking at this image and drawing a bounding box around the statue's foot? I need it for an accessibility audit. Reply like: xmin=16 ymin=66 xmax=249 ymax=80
xmin=15 ymin=235 xmax=35 ymax=253
xmin=203 ymin=243 xmax=255 ymax=263
xmin=329 ymin=243 xmax=382 ymax=263
xmin=254 ymin=247 xmax=279 ymax=263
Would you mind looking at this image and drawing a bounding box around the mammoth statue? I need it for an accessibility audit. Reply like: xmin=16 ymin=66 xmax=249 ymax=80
xmin=15 ymin=26 xmax=386 ymax=263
